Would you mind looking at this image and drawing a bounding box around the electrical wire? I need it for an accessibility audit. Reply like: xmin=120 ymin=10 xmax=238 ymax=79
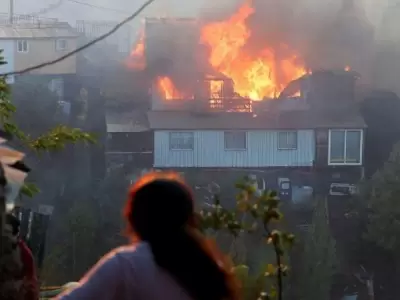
xmin=66 ymin=0 xmax=129 ymax=15
xmin=0 ymin=0 xmax=155 ymax=77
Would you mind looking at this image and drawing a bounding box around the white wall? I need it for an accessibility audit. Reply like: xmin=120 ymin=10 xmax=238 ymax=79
xmin=0 ymin=39 xmax=15 ymax=84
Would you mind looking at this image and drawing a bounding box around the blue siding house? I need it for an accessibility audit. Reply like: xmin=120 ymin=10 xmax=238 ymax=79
xmin=147 ymin=110 xmax=365 ymax=169
xmin=153 ymin=130 xmax=314 ymax=168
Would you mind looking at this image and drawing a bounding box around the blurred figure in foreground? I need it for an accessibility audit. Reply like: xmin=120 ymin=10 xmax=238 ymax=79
xmin=56 ymin=172 xmax=239 ymax=300
xmin=4 ymin=213 xmax=38 ymax=300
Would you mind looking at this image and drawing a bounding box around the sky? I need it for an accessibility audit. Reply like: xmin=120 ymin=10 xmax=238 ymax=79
xmin=0 ymin=0 xmax=211 ymax=22
xmin=0 ymin=0 xmax=391 ymax=26
xmin=0 ymin=0 xmax=395 ymax=51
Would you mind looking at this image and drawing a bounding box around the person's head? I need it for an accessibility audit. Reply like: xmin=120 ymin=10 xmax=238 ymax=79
xmin=5 ymin=213 xmax=20 ymax=243
xmin=124 ymin=171 xmax=238 ymax=300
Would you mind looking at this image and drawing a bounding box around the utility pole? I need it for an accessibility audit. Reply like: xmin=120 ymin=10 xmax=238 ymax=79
xmin=9 ymin=0 xmax=14 ymax=24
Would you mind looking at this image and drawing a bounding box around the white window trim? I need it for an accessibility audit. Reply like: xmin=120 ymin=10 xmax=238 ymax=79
xmin=16 ymin=40 xmax=29 ymax=53
xmin=224 ymin=131 xmax=247 ymax=151
xmin=328 ymin=129 xmax=363 ymax=166
xmin=55 ymin=39 xmax=68 ymax=51
xmin=169 ymin=131 xmax=194 ymax=151
xmin=277 ymin=131 xmax=298 ymax=150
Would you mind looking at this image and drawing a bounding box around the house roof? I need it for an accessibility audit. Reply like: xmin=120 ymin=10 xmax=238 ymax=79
xmin=0 ymin=23 xmax=79 ymax=39
xmin=147 ymin=108 xmax=366 ymax=130
xmin=106 ymin=110 xmax=149 ymax=133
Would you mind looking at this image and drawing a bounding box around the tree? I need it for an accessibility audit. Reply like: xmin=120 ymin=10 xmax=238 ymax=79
xmin=363 ymin=141 xmax=400 ymax=294
xmin=40 ymin=166 xmax=139 ymax=285
xmin=0 ymin=51 xmax=94 ymax=298
xmin=40 ymin=199 xmax=99 ymax=285
xmin=293 ymin=197 xmax=338 ymax=300
xmin=199 ymin=176 xmax=294 ymax=300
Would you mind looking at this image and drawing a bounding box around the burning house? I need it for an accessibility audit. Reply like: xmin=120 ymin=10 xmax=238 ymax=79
xmin=121 ymin=1 xmax=367 ymax=193
xmin=127 ymin=2 xmax=308 ymax=111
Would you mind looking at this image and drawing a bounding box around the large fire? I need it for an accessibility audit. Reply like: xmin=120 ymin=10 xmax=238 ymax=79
xmin=129 ymin=1 xmax=308 ymax=101
xmin=156 ymin=76 xmax=186 ymax=100
xmin=200 ymin=2 xmax=306 ymax=100
xmin=126 ymin=30 xmax=145 ymax=70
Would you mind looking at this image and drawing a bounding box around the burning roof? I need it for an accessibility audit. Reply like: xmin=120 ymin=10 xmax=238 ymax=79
xmin=125 ymin=0 xmax=368 ymax=116
xmin=126 ymin=1 xmax=308 ymax=105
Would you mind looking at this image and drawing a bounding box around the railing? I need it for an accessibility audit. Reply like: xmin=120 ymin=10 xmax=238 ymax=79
xmin=0 ymin=13 xmax=58 ymax=26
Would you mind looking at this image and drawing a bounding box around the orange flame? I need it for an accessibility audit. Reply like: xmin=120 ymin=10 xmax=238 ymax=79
xmin=126 ymin=30 xmax=145 ymax=70
xmin=210 ymin=80 xmax=223 ymax=99
xmin=200 ymin=2 xmax=306 ymax=100
xmin=345 ymin=65 xmax=350 ymax=71
xmin=157 ymin=76 xmax=186 ymax=100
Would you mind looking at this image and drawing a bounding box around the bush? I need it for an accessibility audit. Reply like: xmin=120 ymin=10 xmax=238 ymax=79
xmin=198 ymin=176 xmax=294 ymax=300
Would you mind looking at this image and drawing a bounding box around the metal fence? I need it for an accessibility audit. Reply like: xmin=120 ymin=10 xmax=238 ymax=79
xmin=14 ymin=205 xmax=53 ymax=269
xmin=0 ymin=13 xmax=58 ymax=26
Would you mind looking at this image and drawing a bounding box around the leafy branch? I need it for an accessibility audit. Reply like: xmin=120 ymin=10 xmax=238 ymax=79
xmin=197 ymin=176 xmax=294 ymax=300
xmin=0 ymin=50 xmax=96 ymax=198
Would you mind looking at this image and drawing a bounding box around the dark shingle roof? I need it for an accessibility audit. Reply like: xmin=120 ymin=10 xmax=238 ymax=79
xmin=147 ymin=107 xmax=366 ymax=130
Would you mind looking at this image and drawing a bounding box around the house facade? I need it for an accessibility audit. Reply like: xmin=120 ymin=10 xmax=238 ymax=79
xmin=0 ymin=21 xmax=79 ymax=77
xmin=148 ymin=109 xmax=366 ymax=171
xmin=153 ymin=128 xmax=314 ymax=168
xmin=0 ymin=19 xmax=80 ymax=112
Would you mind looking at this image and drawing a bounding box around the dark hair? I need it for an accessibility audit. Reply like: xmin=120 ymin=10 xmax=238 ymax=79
xmin=124 ymin=172 xmax=238 ymax=300
xmin=6 ymin=213 xmax=20 ymax=236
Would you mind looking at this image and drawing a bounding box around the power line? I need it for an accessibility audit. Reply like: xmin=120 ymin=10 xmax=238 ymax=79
xmin=66 ymin=0 xmax=129 ymax=15
xmin=0 ymin=0 xmax=155 ymax=77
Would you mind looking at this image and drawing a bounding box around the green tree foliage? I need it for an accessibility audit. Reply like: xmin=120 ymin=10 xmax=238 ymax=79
xmin=0 ymin=58 xmax=94 ymax=151
xmin=41 ymin=200 xmax=98 ymax=284
xmin=199 ymin=176 xmax=294 ymax=300
xmin=293 ymin=197 xmax=338 ymax=300
xmin=0 ymin=51 xmax=95 ymax=197
xmin=363 ymin=141 xmax=400 ymax=257
xmin=0 ymin=50 xmax=94 ymax=298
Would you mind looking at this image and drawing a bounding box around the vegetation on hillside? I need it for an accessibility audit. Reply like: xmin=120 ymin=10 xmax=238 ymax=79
xmin=198 ymin=176 xmax=294 ymax=300
xmin=362 ymin=141 xmax=400 ymax=290
xmin=0 ymin=51 xmax=94 ymax=299
xmin=292 ymin=197 xmax=338 ymax=300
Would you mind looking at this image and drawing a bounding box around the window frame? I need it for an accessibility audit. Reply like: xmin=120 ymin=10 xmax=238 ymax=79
xmin=55 ymin=39 xmax=68 ymax=51
xmin=16 ymin=40 xmax=29 ymax=53
xmin=169 ymin=131 xmax=194 ymax=151
xmin=328 ymin=129 xmax=363 ymax=166
xmin=224 ymin=131 xmax=247 ymax=151
xmin=277 ymin=131 xmax=298 ymax=150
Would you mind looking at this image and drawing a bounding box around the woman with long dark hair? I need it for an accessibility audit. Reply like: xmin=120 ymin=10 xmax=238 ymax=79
xmin=57 ymin=172 xmax=238 ymax=300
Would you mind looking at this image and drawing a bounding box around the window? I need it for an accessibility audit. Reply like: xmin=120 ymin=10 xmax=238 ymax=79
xmin=169 ymin=132 xmax=194 ymax=150
xmin=224 ymin=131 xmax=247 ymax=150
xmin=328 ymin=129 xmax=362 ymax=165
xmin=17 ymin=40 xmax=28 ymax=53
xmin=55 ymin=39 xmax=67 ymax=51
xmin=48 ymin=78 xmax=64 ymax=100
xmin=278 ymin=131 xmax=297 ymax=150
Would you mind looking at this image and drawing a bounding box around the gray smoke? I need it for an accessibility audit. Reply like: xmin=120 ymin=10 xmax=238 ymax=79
xmin=3 ymin=0 xmax=399 ymax=91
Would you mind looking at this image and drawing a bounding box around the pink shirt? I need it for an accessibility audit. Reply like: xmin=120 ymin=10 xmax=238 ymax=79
xmin=56 ymin=242 xmax=193 ymax=300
